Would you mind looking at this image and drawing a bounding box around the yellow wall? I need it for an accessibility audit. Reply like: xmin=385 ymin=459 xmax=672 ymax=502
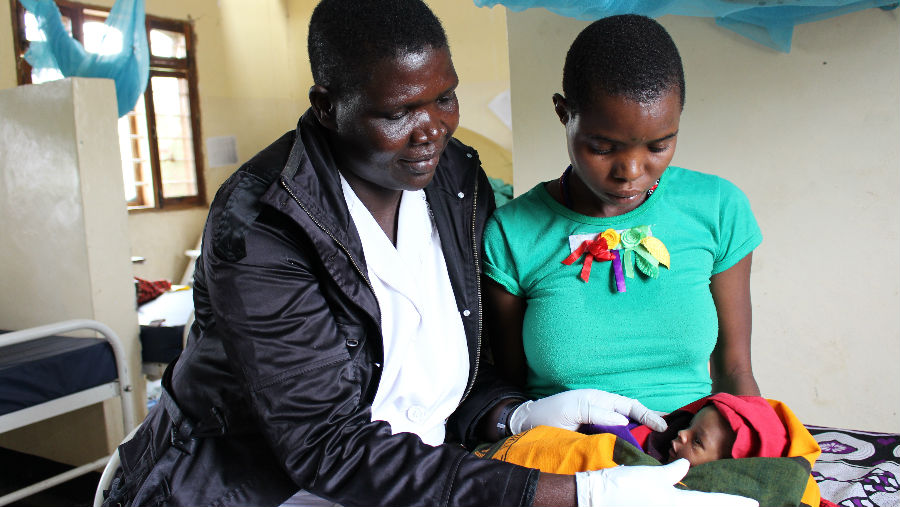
xmin=1 ymin=0 xmax=512 ymax=282
xmin=0 ymin=1 xmax=12 ymax=89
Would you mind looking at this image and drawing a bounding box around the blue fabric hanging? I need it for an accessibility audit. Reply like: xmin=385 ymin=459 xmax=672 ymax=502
xmin=20 ymin=0 xmax=149 ymax=117
xmin=472 ymin=0 xmax=898 ymax=52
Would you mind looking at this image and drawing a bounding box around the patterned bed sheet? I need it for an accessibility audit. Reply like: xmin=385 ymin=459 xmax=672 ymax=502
xmin=807 ymin=425 xmax=900 ymax=507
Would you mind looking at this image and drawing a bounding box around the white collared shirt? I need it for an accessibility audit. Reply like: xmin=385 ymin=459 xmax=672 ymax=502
xmin=281 ymin=177 xmax=472 ymax=507
xmin=340 ymin=174 xmax=470 ymax=446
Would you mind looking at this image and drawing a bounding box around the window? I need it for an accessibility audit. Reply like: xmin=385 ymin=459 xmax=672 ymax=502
xmin=11 ymin=1 xmax=205 ymax=210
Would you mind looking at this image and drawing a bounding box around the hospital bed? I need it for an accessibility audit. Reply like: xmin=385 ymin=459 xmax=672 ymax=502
xmin=0 ymin=319 xmax=137 ymax=506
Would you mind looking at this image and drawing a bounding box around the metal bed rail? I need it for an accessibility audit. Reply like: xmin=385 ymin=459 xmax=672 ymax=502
xmin=0 ymin=319 xmax=137 ymax=506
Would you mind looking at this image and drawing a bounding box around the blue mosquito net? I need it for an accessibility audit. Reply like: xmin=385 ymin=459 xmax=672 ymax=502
xmin=19 ymin=0 xmax=149 ymax=117
xmin=472 ymin=0 xmax=898 ymax=53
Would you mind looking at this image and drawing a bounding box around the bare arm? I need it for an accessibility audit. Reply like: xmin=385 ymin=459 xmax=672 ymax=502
xmin=483 ymin=276 xmax=529 ymax=388
xmin=535 ymin=473 xmax=577 ymax=507
xmin=709 ymin=253 xmax=761 ymax=396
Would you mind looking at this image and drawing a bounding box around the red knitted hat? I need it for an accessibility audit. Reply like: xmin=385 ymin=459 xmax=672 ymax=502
xmin=706 ymin=393 xmax=789 ymax=459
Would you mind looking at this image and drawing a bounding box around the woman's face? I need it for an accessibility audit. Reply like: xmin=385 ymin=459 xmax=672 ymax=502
xmin=556 ymin=89 xmax=681 ymax=217
xmin=327 ymin=46 xmax=459 ymax=192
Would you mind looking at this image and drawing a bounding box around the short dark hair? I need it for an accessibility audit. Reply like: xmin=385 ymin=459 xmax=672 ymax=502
xmin=308 ymin=0 xmax=449 ymax=96
xmin=562 ymin=14 xmax=685 ymax=113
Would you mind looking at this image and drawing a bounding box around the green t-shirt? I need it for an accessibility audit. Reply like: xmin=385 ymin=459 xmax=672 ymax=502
xmin=483 ymin=166 xmax=762 ymax=412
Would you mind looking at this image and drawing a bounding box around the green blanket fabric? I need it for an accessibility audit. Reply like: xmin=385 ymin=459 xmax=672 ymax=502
xmin=614 ymin=437 xmax=812 ymax=506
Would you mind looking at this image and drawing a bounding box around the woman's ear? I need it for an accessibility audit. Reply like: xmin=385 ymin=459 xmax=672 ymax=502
xmin=309 ymin=84 xmax=336 ymax=130
xmin=552 ymin=93 xmax=570 ymax=125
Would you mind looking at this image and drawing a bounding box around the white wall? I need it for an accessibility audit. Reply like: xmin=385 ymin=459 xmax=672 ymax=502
xmin=0 ymin=78 xmax=141 ymax=461
xmin=507 ymin=8 xmax=900 ymax=432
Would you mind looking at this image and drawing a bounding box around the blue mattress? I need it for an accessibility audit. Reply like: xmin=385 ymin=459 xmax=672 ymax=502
xmin=139 ymin=325 xmax=183 ymax=364
xmin=0 ymin=333 xmax=117 ymax=416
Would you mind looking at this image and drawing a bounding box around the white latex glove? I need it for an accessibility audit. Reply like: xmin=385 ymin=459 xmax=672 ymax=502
xmin=508 ymin=389 xmax=667 ymax=434
xmin=575 ymin=459 xmax=759 ymax=507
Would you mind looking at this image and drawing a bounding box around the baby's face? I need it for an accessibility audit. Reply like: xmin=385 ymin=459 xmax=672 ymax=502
xmin=668 ymin=405 xmax=736 ymax=467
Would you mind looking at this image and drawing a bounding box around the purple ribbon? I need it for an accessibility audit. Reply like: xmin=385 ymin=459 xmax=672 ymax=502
xmin=612 ymin=250 xmax=626 ymax=293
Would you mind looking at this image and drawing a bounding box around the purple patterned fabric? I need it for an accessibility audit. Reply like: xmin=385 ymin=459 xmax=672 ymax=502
xmin=806 ymin=425 xmax=900 ymax=507
xmin=820 ymin=439 xmax=859 ymax=455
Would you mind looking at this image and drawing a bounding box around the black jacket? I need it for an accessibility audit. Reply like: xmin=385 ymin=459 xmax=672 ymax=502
xmin=107 ymin=111 xmax=538 ymax=507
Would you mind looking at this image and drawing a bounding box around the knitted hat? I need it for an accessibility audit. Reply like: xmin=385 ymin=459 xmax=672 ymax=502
xmin=706 ymin=393 xmax=789 ymax=459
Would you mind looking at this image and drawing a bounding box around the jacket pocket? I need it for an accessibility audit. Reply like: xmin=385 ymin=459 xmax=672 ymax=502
xmin=248 ymin=349 xmax=350 ymax=392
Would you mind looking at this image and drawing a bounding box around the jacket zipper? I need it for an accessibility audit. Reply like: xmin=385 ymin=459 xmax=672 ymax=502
xmin=458 ymin=169 xmax=481 ymax=405
xmin=279 ymin=179 xmax=381 ymax=328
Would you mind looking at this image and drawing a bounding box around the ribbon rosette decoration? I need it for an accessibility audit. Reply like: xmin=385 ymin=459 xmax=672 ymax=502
xmin=562 ymin=226 xmax=670 ymax=293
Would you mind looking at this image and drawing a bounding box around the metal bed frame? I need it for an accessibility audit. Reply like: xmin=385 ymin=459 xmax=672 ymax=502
xmin=0 ymin=319 xmax=137 ymax=506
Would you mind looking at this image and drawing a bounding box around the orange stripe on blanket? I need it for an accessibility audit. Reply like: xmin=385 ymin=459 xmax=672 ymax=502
xmin=492 ymin=426 xmax=620 ymax=474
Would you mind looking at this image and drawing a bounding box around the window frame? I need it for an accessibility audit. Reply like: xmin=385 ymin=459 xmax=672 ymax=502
xmin=10 ymin=0 xmax=206 ymax=211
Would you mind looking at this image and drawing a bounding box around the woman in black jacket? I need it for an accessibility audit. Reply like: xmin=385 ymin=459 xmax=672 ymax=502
xmin=102 ymin=1 xmax=756 ymax=506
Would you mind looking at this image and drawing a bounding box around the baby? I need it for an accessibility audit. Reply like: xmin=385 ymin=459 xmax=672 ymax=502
xmin=665 ymin=403 xmax=736 ymax=467
xmin=480 ymin=393 xmax=791 ymax=470
xmin=620 ymin=392 xmax=789 ymax=467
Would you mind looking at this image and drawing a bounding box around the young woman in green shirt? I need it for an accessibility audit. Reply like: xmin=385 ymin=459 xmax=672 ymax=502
xmin=483 ymin=15 xmax=763 ymax=416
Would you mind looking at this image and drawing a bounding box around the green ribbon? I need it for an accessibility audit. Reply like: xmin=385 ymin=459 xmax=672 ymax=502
xmin=624 ymin=249 xmax=635 ymax=278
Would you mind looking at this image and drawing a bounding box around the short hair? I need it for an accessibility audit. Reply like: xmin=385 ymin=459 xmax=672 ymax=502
xmin=562 ymin=14 xmax=685 ymax=113
xmin=308 ymin=0 xmax=449 ymax=96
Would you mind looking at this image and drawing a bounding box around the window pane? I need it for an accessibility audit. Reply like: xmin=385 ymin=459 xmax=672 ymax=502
xmin=83 ymin=20 xmax=123 ymax=55
xmin=151 ymin=76 xmax=197 ymax=198
xmin=118 ymin=95 xmax=155 ymax=207
xmin=24 ymin=11 xmax=72 ymax=41
xmin=149 ymin=28 xmax=187 ymax=58
xmin=31 ymin=67 xmax=65 ymax=84
xmin=25 ymin=12 xmax=71 ymax=84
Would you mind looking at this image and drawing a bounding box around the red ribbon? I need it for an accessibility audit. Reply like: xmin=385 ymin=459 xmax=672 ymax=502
xmin=562 ymin=235 xmax=616 ymax=282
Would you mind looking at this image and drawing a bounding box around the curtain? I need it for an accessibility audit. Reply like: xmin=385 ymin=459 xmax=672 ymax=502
xmin=472 ymin=0 xmax=898 ymax=52
xmin=20 ymin=0 xmax=149 ymax=117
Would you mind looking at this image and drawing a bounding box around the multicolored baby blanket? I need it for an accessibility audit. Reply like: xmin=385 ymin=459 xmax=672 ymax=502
xmin=475 ymin=398 xmax=822 ymax=507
